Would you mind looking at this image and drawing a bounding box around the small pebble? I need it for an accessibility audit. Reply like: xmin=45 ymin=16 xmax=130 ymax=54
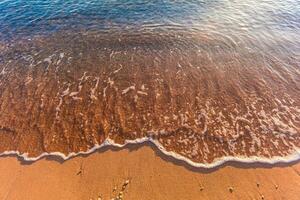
xmin=257 ymin=182 xmax=260 ymax=187
xmin=275 ymin=184 xmax=278 ymax=190
xmin=261 ymin=195 xmax=265 ymax=199
xmin=228 ymin=186 xmax=234 ymax=193
xmin=124 ymin=180 xmax=130 ymax=185
xmin=122 ymin=179 xmax=130 ymax=190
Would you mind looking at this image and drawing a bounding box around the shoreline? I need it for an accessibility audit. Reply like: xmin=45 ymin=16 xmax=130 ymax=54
xmin=1 ymin=30 xmax=299 ymax=164
xmin=1 ymin=138 xmax=300 ymax=170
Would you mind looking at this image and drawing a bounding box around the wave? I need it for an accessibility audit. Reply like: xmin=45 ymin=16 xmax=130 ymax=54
xmin=1 ymin=137 xmax=300 ymax=169
xmin=0 ymin=30 xmax=299 ymax=169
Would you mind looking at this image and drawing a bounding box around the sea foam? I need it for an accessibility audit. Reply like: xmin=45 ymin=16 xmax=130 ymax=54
xmin=1 ymin=137 xmax=299 ymax=169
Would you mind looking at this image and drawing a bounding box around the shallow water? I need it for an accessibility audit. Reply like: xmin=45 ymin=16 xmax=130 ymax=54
xmin=0 ymin=0 xmax=299 ymax=165
xmin=1 ymin=0 xmax=299 ymax=47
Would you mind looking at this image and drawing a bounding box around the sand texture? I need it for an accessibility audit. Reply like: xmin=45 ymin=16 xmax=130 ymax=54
xmin=1 ymin=144 xmax=300 ymax=200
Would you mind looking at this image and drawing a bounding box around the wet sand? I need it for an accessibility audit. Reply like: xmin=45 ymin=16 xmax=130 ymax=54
xmin=1 ymin=144 xmax=300 ymax=200
xmin=0 ymin=32 xmax=299 ymax=164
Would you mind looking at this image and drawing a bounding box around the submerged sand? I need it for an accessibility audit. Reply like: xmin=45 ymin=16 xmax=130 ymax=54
xmin=0 ymin=145 xmax=300 ymax=200
xmin=0 ymin=32 xmax=299 ymax=165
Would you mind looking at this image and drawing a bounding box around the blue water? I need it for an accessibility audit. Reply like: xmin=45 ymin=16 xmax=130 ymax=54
xmin=0 ymin=0 xmax=208 ymax=39
xmin=0 ymin=0 xmax=299 ymax=47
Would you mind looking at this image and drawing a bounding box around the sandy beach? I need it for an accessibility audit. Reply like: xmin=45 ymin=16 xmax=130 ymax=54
xmin=1 ymin=144 xmax=300 ymax=200
xmin=0 ymin=1 xmax=300 ymax=199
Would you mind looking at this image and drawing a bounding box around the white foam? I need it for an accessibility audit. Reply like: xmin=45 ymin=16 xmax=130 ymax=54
xmin=43 ymin=57 xmax=52 ymax=64
xmin=0 ymin=67 xmax=6 ymax=75
xmin=113 ymin=65 xmax=123 ymax=74
xmin=56 ymin=52 xmax=65 ymax=65
xmin=90 ymin=77 xmax=100 ymax=100
xmin=122 ymin=85 xmax=135 ymax=95
xmin=25 ymin=76 xmax=33 ymax=85
xmin=0 ymin=137 xmax=299 ymax=169
xmin=137 ymin=91 xmax=148 ymax=96
xmin=107 ymin=77 xmax=114 ymax=86
xmin=69 ymin=91 xmax=79 ymax=96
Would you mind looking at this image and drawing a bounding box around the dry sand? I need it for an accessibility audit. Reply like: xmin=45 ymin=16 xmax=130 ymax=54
xmin=0 ymin=143 xmax=300 ymax=200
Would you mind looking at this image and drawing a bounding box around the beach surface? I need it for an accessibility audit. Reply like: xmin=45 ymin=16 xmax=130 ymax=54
xmin=0 ymin=1 xmax=300 ymax=199
xmin=1 ymin=144 xmax=300 ymax=200
xmin=0 ymin=0 xmax=300 ymax=166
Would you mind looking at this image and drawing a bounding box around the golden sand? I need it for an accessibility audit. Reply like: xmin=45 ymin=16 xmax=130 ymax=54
xmin=0 ymin=144 xmax=299 ymax=200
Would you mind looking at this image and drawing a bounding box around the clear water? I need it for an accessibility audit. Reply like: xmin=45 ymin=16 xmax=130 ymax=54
xmin=0 ymin=0 xmax=299 ymax=164
xmin=0 ymin=0 xmax=299 ymax=50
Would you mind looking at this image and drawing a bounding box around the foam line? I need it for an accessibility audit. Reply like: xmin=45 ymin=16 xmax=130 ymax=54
xmin=0 ymin=137 xmax=300 ymax=169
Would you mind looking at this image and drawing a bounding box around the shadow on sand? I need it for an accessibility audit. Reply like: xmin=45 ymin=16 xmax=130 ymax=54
xmin=1 ymin=141 xmax=299 ymax=173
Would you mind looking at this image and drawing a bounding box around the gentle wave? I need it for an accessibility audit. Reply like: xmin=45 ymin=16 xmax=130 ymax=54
xmin=1 ymin=137 xmax=300 ymax=169
xmin=0 ymin=0 xmax=299 ymax=168
xmin=0 ymin=31 xmax=299 ymax=166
